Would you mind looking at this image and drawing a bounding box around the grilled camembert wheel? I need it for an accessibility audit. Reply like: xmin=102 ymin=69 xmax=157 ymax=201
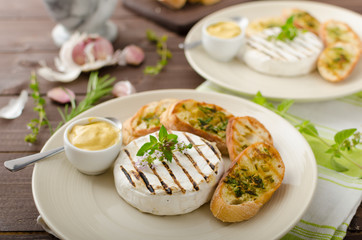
xmin=242 ymin=27 xmax=324 ymax=76
xmin=210 ymin=142 xmax=285 ymax=222
xmin=114 ymin=130 xmax=224 ymax=215
xmin=160 ymin=99 xmax=234 ymax=155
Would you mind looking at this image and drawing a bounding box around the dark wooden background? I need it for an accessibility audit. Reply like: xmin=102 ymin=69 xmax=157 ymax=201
xmin=0 ymin=0 xmax=361 ymax=239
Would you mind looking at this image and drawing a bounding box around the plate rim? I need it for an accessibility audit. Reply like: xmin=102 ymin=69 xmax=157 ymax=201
xmin=185 ymin=0 xmax=362 ymax=102
xmin=32 ymin=89 xmax=318 ymax=239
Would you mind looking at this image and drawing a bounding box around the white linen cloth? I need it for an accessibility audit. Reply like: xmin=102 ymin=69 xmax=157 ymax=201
xmin=197 ymin=81 xmax=362 ymax=240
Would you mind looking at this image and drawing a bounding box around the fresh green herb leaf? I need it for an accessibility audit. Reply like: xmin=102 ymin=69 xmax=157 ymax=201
xmin=296 ymin=120 xmax=319 ymax=137
xmin=144 ymin=30 xmax=172 ymax=75
xmin=24 ymin=72 xmax=52 ymax=143
xmin=334 ymin=128 xmax=357 ymax=145
xmin=331 ymin=157 xmax=349 ymax=172
xmin=269 ymin=16 xmax=298 ymax=42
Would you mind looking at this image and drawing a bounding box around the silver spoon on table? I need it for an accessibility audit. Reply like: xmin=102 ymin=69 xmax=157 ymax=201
xmin=179 ymin=16 xmax=249 ymax=50
xmin=4 ymin=117 xmax=122 ymax=172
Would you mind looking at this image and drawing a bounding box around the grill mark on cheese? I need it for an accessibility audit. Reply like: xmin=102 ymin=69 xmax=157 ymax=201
xmin=184 ymin=133 xmax=217 ymax=172
xmin=173 ymin=153 xmax=200 ymax=191
xmin=124 ymin=149 xmax=155 ymax=194
xmin=161 ymin=161 xmax=186 ymax=193
xmin=120 ymin=165 xmax=135 ymax=187
xmin=131 ymin=170 xmax=140 ymax=180
xmin=150 ymin=167 xmax=172 ymax=194
xmin=247 ymin=27 xmax=323 ymax=62
xmin=184 ymin=153 xmax=210 ymax=183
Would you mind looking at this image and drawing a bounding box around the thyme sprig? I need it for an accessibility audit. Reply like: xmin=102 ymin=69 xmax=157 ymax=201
xmin=55 ymin=72 xmax=115 ymax=130
xmin=144 ymin=30 xmax=172 ymax=75
xmin=25 ymin=72 xmax=52 ymax=143
xmin=252 ymin=92 xmax=362 ymax=172
xmin=136 ymin=125 xmax=192 ymax=168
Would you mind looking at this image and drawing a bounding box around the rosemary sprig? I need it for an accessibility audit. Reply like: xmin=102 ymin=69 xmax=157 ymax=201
xmin=25 ymin=72 xmax=52 ymax=143
xmin=252 ymin=92 xmax=362 ymax=172
xmin=144 ymin=30 xmax=172 ymax=75
xmin=55 ymin=72 xmax=115 ymax=130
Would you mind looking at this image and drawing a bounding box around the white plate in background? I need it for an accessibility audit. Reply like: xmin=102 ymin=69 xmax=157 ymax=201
xmin=185 ymin=1 xmax=362 ymax=101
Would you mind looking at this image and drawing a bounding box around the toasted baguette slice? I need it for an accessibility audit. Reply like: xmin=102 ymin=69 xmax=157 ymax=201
xmin=246 ymin=16 xmax=284 ymax=37
xmin=317 ymin=42 xmax=361 ymax=82
xmin=122 ymin=98 xmax=178 ymax=145
xmin=160 ymin=99 xmax=234 ymax=155
xmin=282 ymin=8 xmax=320 ymax=35
xmin=210 ymin=142 xmax=285 ymax=222
xmin=226 ymin=116 xmax=273 ymax=161
xmin=320 ymin=20 xmax=361 ymax=49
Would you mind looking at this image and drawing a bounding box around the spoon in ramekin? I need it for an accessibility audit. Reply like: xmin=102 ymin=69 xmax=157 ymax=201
xmin=3 ymin=117 xmax=122 ymax=172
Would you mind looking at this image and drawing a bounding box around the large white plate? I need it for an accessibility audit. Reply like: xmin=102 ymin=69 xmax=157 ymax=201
xmin=185 ymin=1 xmax=362 ymax=101
xmin=32 ymin=89 xmax=317 ymax=240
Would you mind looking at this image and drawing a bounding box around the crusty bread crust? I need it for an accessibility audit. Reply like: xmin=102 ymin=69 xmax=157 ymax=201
xmin=210 ymin=142 xmax=285 ymax=222
xmin=317 ymin=42 xmax=361 ymax=82
xmin=226 ymin=116 xmax=273 ymax=161
xmin=122 ymin=98 xmax=178 ymax=145
xmin=160 ymin=99 xmax=234 ymax=155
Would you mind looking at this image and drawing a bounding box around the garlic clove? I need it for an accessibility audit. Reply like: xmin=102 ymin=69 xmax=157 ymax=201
xmin=47 ymin=87 xmax=75 ymax=104
xmin=123 ymin=45 xmax=145 ymax=66
xmin=93 ymin=37 xmax=114 ymax=61
xmin=112 ymin=80 xmax=136 ymax=97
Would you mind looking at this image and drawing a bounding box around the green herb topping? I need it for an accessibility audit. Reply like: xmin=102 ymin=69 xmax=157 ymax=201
xmin=136 ymin=125 xmax=192 ymax=169
xmin=195 ymin=104 xmax=229 ymax=138
xmin=269 ymin=16 xmax=298 ymax=42
xmin=224 ymin=169 xmax=265 ymax=199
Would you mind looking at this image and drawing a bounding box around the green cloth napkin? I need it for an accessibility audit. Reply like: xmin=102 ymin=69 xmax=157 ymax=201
xmin=197 ymin=81 xmax=362 ymax=240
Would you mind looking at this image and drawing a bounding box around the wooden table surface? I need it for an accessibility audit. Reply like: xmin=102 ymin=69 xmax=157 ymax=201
xmin=0 ymin=0 xmax=361 ymax=239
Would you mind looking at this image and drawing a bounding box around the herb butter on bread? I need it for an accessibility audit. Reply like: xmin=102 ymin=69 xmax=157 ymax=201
xmin=160 ymin=99 xmax=234 ymax=155
xmin=210 ymin=142 xmax=285 ymax=222
xmin=226 ymin=116 xmax=273 ymax=161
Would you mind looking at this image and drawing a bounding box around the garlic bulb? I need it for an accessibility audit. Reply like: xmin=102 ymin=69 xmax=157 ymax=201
xmin=38 ymin=32 xmax=145 ymax=82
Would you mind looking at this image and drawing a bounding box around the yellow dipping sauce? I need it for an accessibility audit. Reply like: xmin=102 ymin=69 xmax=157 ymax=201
xmin=68 ymin=121 xmax=119 ymax=151
xmin=207 ymin=21 xmax=242 ymax=39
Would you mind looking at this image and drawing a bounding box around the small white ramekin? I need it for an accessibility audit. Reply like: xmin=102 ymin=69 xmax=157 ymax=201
xmin=202 ymin=17 xmax=247 ymax=62
xmin=64 ymin=117 xmax=122 ymax=175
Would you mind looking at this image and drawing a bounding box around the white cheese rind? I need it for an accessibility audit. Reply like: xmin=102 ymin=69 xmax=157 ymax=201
xmin=113 ymin=131 xmax=225 ymax=215
xmin=242 ymin=27 xmax=324 ymax=76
